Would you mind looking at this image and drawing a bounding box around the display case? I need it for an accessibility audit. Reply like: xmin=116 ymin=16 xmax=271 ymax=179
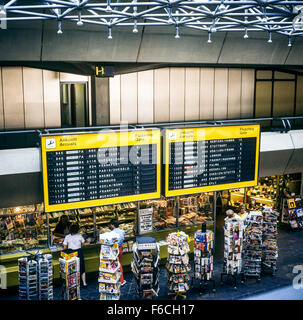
xmin=140 ymin=193 xmax=214 ymax=232
xmin=178 ymin=193 xmax=213 ymax=226
xmin=141 ymin=198 xmax=177 ymax=231
xmin=0 ymin=204 xmax=48 ymax=256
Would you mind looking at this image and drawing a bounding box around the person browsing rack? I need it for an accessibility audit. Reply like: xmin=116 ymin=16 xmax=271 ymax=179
xmin=110 ymin=220 xmax=126 ymax=286
xmin=63 ymin=223 xmax=88 ymax=288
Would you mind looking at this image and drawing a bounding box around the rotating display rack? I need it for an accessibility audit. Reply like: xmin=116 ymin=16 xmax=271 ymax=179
xmin=131 ymin=236 xmax=160 ymax=299
xmin=99 ymin=232 xmax=121 ymax=300
xmin=166 ymin=231 xmax=191 ymax=299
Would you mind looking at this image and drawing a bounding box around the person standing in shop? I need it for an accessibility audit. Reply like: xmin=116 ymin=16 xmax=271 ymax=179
xmin=53 ymin=214 xmax=71 ymax=238
xmin=225 ymin=209 xmax=241 ymax=222
xmin=238 ymin=204 xmax=248 ymax=223
xmin=110 ymin=220 xmax=126 ymax=286
xmin=63 ymin=223 xmax=88 ymax=288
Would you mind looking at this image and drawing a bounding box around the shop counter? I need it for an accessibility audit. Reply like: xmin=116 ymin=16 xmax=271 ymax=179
xmin=0 ymin=222 xmax=213 ymax=288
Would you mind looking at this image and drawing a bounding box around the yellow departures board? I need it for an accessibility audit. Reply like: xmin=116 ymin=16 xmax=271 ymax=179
xmin=41 ymin=129 xmax=161 ymax=212
xmin=164 ymin=124 xmax=260 ymax=197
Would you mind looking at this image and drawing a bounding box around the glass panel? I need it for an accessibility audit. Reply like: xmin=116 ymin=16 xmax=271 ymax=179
xmin=273 ymin=81 xmax=295 ymax=117
xmin=0 ymin=204 xmax=47 ymax=256
xmin=60 ymin=83 xmax=87 ymax=127
xmin=274 ymin=71 xmax=295 ymax=80
xmin=295 ymin=76 xmax=303 ymax=128
xmin=73 ymin=84 xmax=86 ymax=127
xmin=256 ymin=70 xmax=272 ymax=80
xmin=255 ymin=81 xmax=272 ymax=127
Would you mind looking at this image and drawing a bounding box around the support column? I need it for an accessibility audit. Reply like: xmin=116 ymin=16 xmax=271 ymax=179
xmin=91 ymin=76 xmax=110 ymax=126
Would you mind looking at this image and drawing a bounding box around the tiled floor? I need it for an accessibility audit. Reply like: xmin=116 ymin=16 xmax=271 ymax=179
xmin=1 ymin=216 xmax=303 ymax=300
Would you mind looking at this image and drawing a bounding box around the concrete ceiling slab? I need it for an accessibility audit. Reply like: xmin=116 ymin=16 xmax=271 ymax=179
xmin=218 ymin=32 xmax=291 ymax=65
xmin=42 ymin=21 xmax=142 ymax=62
xmin=286 ymin=38 xmax=303 ymax=65
xmin=0 ymin=22 xmax=42 ymax=61
xmin=137 ymin=26 xmax=226 ymax=63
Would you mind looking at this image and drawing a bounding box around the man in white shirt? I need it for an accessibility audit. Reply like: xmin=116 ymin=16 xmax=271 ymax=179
xmin=110 ymin=220 xmax=126 ymax=286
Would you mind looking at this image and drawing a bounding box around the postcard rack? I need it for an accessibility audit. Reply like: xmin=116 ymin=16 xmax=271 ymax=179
xmin=221 ymin=217 xmax=245 ymax=289
xmin=59 ymin=251 xmax=80 ymax=300
xmin=131 ymin=236 xmax=160 ymax=299
xmin=192 ymin=225 xmax=215 ymax=293
xmin=99 ymin=232 xmax=121 ymax=300
xmin=166 ymin=231 xmax=191 ymax=299
xmin=243 ymin=211 xmax=263 ymax=281
xmin=262 ymin=207 xmax=279 ymax=276
xmin=18 ymin=251 xmax=53 ymax=300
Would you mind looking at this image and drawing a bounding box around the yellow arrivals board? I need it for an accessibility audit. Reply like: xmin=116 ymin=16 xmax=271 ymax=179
xmin=41 ymin=129 xmax=161 ymax=212
xmin=164 ymin=124 xmax=260 ymax=197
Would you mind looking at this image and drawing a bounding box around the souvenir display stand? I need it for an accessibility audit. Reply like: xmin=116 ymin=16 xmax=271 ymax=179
xmin=243 ymin=211 xmax=263 ymax=282
xmin=166 ymin=231 xmax=191 ymax=299
xmin=286 ymin=197 xmax=303 ymax=230
xmin=59 ymin=251 xmax=81 ymax=300
xmin=192 ymin=223 xmax=215 ymax=293
xmin=131 ymin=236 xmax=160 ymax=299
xmin=262 ymin=207 xmax=279 ymax=276
xmin=221 ymin=217 xmax=245 ymax=289
xmin=98 ymin=232 xmax=121 ymax=300
xmin=18 ymin=251 xmax=53 ymax=300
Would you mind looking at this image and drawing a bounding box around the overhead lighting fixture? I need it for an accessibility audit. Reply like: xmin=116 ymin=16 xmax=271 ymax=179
xmin=133 ymin=19 xmax=138 ymax=33
xmin=207 ymin=32 xmax=212 ymax=43
xmin=106 ymin=0 xmax=112 ymax=13
xmin=288 ymin=36 xmax=292 ymax=47
xmin=267 ymin=32 xmax=272 ymax=43
xmin=57 ymin=21 xmax=63 ymax=34
xmin=244 ymin=27 xmax=248 ymax=39
xmin=77 ymin=11 xmax=83 ymax=26
xmin=108 ymin=27 xmax=112 ymax=39
xmin=0 ymin=6 xmax=5 ymax=15
xmin=175 ymin=26 xmax=180 ymax=39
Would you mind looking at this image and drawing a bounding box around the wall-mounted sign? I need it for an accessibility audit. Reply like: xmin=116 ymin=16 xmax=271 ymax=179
xmin=163 ymin=124 xmax=260 ymax=197
xmin=41 ymin=129 xmax=161 ymax=212
xmin=138 ymin=208 xmax=154 ymax=234
xmin=95 ymin=65 xmax=115 ymax=78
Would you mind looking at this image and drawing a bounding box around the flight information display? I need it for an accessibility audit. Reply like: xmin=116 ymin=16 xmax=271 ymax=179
xmin=41 ymin=130 xmax=161 ymax=212
xmin=163 ymin=125 xmax=260 ymax=197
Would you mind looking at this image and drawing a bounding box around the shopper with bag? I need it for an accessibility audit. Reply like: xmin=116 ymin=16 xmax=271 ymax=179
xmin=110 ymin=220 xmax=126 ymax=286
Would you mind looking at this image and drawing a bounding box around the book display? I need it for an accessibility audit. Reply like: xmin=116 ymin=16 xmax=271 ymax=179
xmin=221 ymin=217 xmax=245 ymax=289
xmin=166 ymin=231 xmax=191 ymax=299
xmin=262 ymin=207 xmax=279 ymax=275
xmin=193 ymin=225 xmax=215 ymax=292
xmin=131 ymin=236 xmax=160 ymax=299
xmin=243 ymin=211 xmax=263 ymax=281
xmin=18 ymin=251 xmax=53 ymax=300
xmin=99 ymin=232 xmax=121 ymax=300
xmin=59 ymin=252 xmax=81 ymax=300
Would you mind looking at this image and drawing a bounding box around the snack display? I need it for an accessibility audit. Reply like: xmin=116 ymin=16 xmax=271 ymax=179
xmin=223 ymin=217 xmax=244 ymax=275
xmin=59 ymin=251 xmax=80 ymax=300
xmin=18 ymin=251 xmax=53 ymax=300
xmin=166 ymin=231 xmax=191 ymax=298
xmin=262 ymin=207 xmax=279 ymax=275
xmin=243 ymin=211 xmax=263 ymax=279
xmin=99 ymin=232 xmax=121 ymax=300
xmin=131 ymin=236 xmax=159 ymax=299
xmin=194 ymin=228 xmax=214 ymax=281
